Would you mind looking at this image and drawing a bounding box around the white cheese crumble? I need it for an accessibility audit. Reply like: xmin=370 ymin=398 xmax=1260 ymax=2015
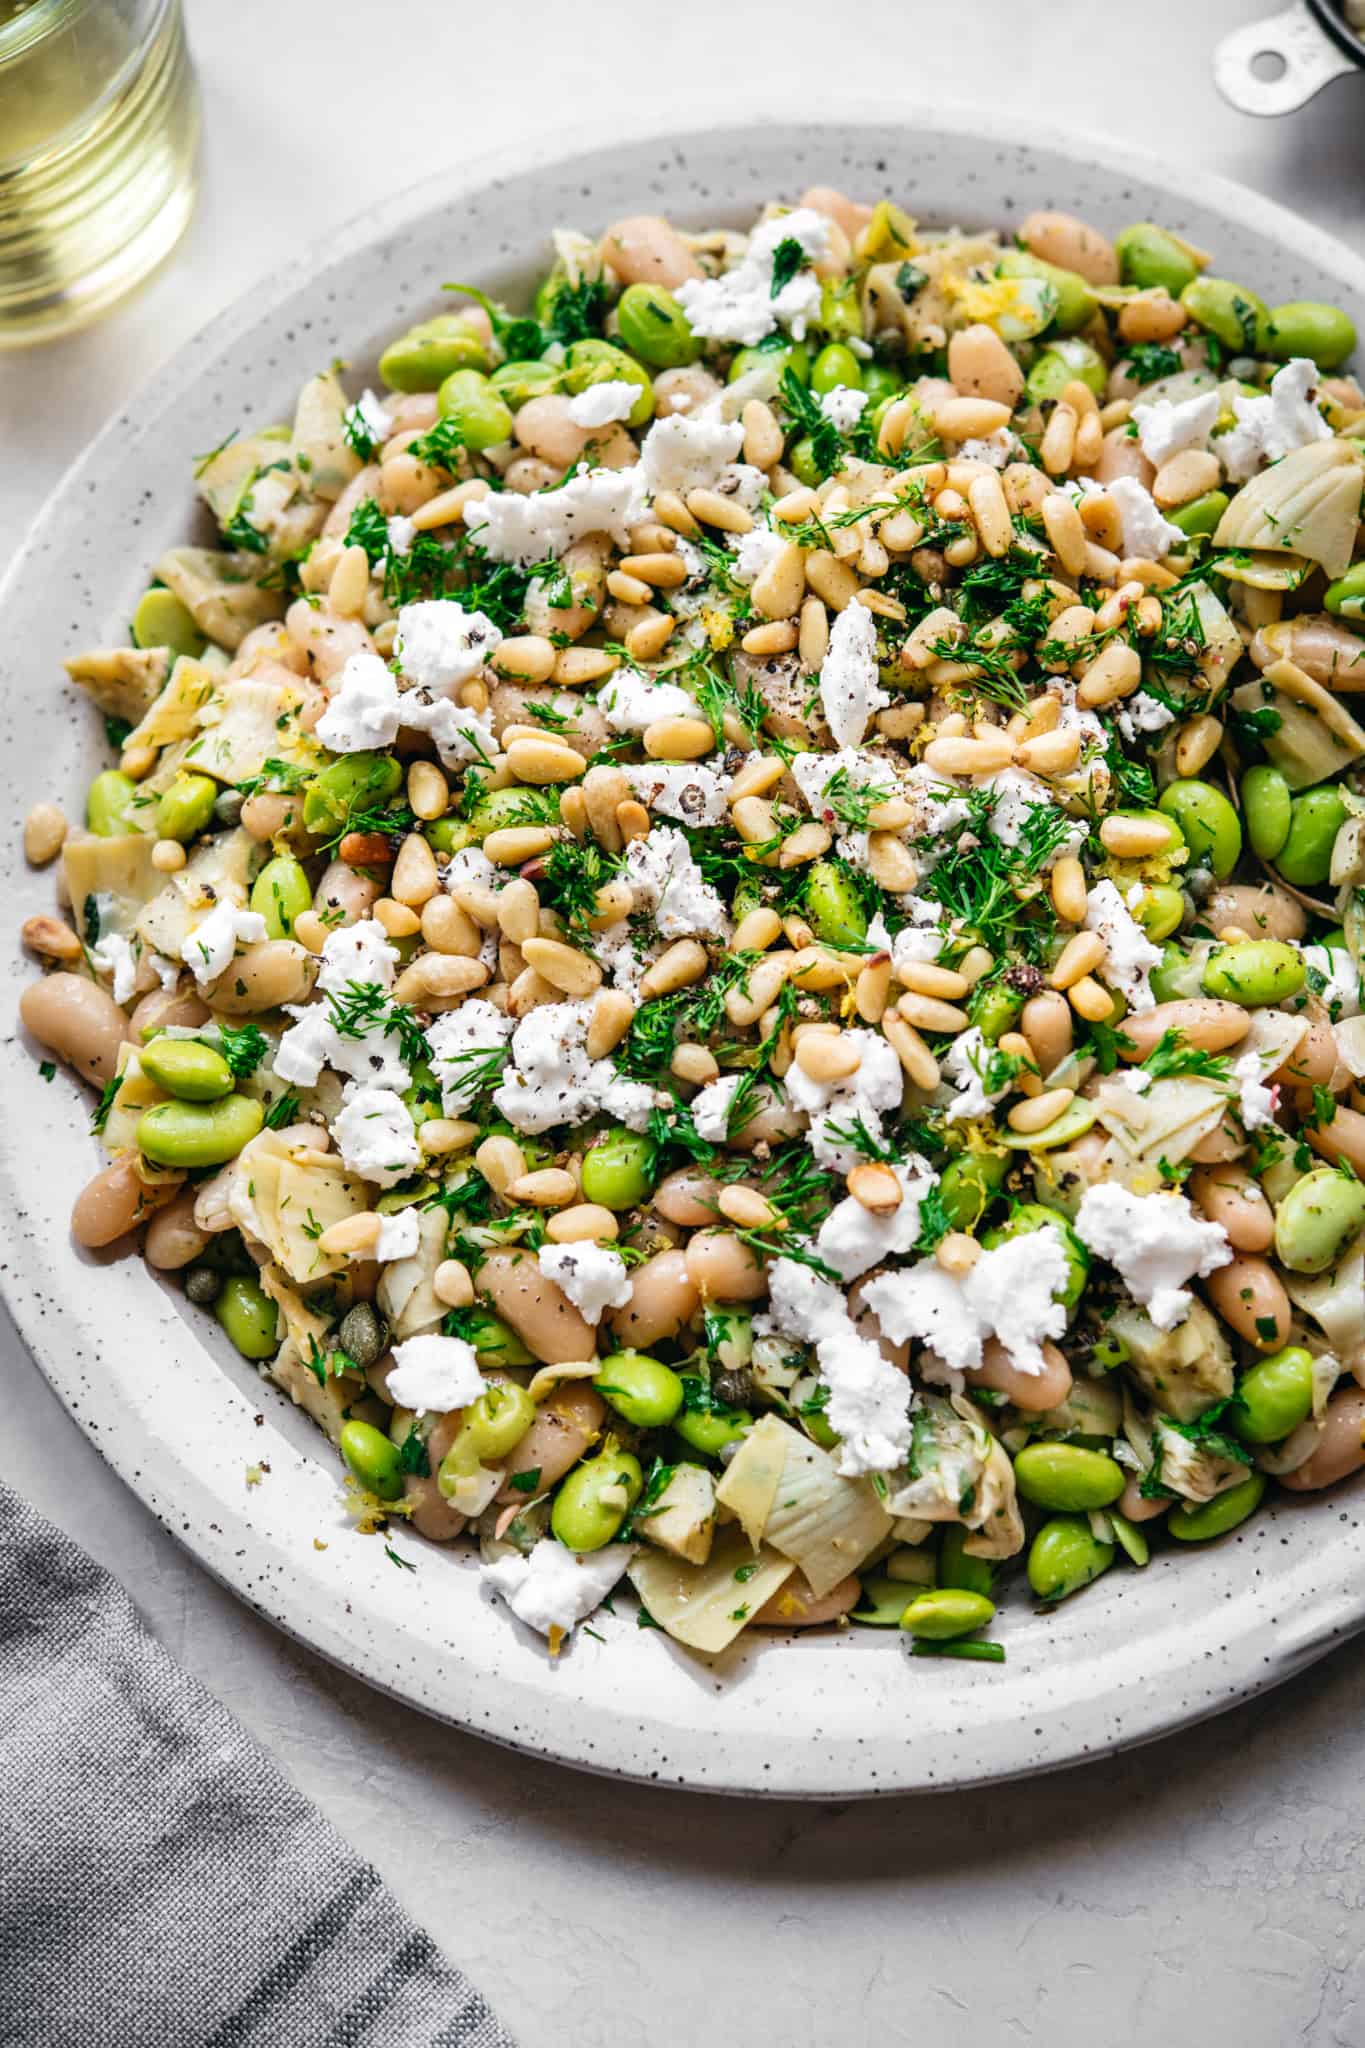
xmin=1131 ymin=388 xmax=1220 ymax=468
xmin=596 ymin=666 xmax=697 ymax=734
xmin=782 ymin=1027 xmax=904 ymax=1172
xmin=424 ymin=999 xmax=515 ymax=1115
xmin=375 ymin=1207 xmax=421 ymax=1264
xmin=978 ymin=767 xmax=1082 ymax=861
xmin=1117 ymin=691 xmax=1177 ymax=742
xmin=315 ymin=651 xmax=402 ymax=754
xmin=345 ymin=388 xmax=393 ymax=448
xmin=493 ymin=1000 xmax=658 ymax=1135
xmin=690 ymin=1073 xmax=745 ymax=1141
xmin=819 ymin=601 xmax=889 ymax=747
xmin=1074 ymin=1183 xmax=1231 ymax=1330
xmin=91 ymin=933 xmax=138 ymax=1005
xmin=623 ymin=824 xmax=728 ymax=940
xmin=731 ymin=524 xmax=787 ymax=586
xmin=762 ymin=1256 xmax=913 ymax=1477
xmin=393 ymin=599 xmax=502 ymax=690
xmin=1302 ymin=942 xmax=1362 ymax=1020
xmin=537 ymin=1242 xmax=633 ymax=1325
xmin=387 ymin=1332 xmax=483 ymax=1414
xmin=180 ymin=903 xmax=268 ymax=989
xmin=863 ymin=1229 xmax=1070 ymax=1378
xmin=1217 ymin=357 xmax=1332 ymax=483
xmin=674 ymin=207 xmax=831 ymax=347
xmin=1104 ymin=475 xmax=1185 ymax=562
xmin=331 ymin=1084 xmax=422 ymax=1186
xmin=314 ymin=919 xmax=399 ymax=996
xmin=482 ymin=1539 xmax=634 ymax=1640
xmin=638 ymin=412 xmax=744 ymax=496
xmin=273 ymin=995 xmax=411 ymax=1094
xmin=566 ymin=379 xmax=639 ymax=427
xmin=387 ymin=514 xmax=416 ymax=557
xmin=465 ymin=464 xmax=646 ymax=565
xmin=819 ymin=385 xmax=869 ymax=433
xmin=941 ymin=1026 xmax=1012 ymax=1124
xmin=623 ymin=761 xmax=730 ymax=826
xmin=814 ymin=1160 xmax=938 ymax=1281
xmin=957 ymin=430 xmax=1019 ymax=468
xmin=1230 ymin=1048 xmax=1276 ymax=1131
xmin=1084 ymin=879 xmax=1163 ymax=1011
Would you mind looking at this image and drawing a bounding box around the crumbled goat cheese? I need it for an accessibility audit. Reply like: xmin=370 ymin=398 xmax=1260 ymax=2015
xmin=624 ymin=824 xmax=728 ymax=939
xmin=888 ymin=897 xmax=950 ymax=972
xmin=815 ymin=1160 xmax=938 ymax=1281
xmin=1131 ymin=388 xmax=1220 ymax=468
xmin=956 ymin=430 xmax=1018 ymax=468
xmin=1084 ymin=879 xmax=1163 ymax=1011
xmin=566 ymin=379 xmax=639 ymax=427
xmin=1104 ymin=475 xmax=1185 ymax=561
xmin=482 ymin=1539 xmax=634 ymax=1640
xmin=346 ymin=388 xmax=393 ymax=447
xmin=393 ymin=599 xmax=502 ymax=690
xmin=762 ymin=1256 xmax=913 ymax=1477
xmin=387 ymin=514 xmax=416 ymax=557
xmin=315 ymin=651 xmax=402 ymax=754
xmin=690 ymin=1073 xmax=745 ymax=1141
xmin=424 ymin=999 xmax=515 ymax=1116
xmin=864 ymin=1229 xmax=1071 ymax=1378
xmin=978 ymin=767 xmax=1082 ymax=860
xmin=623 ymin=761 xmax=730 ymax=826
xmin=91 ymin=933 xmax=138 ymax=1004
xmin=819 ymin=601 xmax=889 ymax=747
xmin=1074 ymin=1183 xmax=1231 ymax=1330
xmin=465 ymin=464 xmax=646 ymax=565
xmin=638 ymin=412 xmax=744 ymax=496
xmin=375 ymin=1207 xmax=420 ymax=1264
xmin=1218 ymin=357 xmax=1332 ymax=483
xmin=331 ymin=1084 xmax=422 ymax=1186
xmin=272 ymin=1002 xmax=411 ymax=1094
xmin=387 ymin=1333 xmax=483 ymax=1414
xmin=674 ymin=207 xmax=831 ymax=347
xmin=1117 ymin=691 xmax=1177 ymax=742
xmin=597 ymin=666 xmax=697 ymax=734
xmin=783 ymin=1027 xmax=904 ymax=1171
xmin=444 ymin=844 xmax=501 ymax=897
xmin=819 ymin=386 xmax=869 ymax=433
xmin=398 ymin=690 xmax=499 ymax=770
xmin=537 ymin=1242 xmax=633 ymax=1325
xmin=1230 ymin=1049 xmax=1277 ymax=1131
xmin=180 ymin=903 xmax=268 ymax=989
xmin=315 ymin=919 xmax=399 ymax=996
xmin=731 ymin=524 xmax=787 ymax=586
xmin=941 ymin=1026 xmax=1012 ymax=1124
xmin=494 ymin=1000 xmax=658 ymax=1135
xmin=1302 ymin=943 xmax=1362 ymax=1020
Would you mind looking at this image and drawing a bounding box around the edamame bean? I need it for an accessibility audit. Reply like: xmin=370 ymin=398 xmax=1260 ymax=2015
xmin=982 ymin=1203 xmax=1088 ymax=1310
xmin=1180 ymin=276 xmax=1269 ymax=354
xmin=805 ymin=860 xmax=868 ymax=948
xmin=860 ymin=363 xmax=902 ymax=406
xmin=1201 ymin=940 xmax=1305 ymax=1007
xmin=340 ymin=1418 xmax=404 ymax=1500
xmin=938 ymin=1525 xmax=994 ymax=1597
xmin=810 ymin=342 xmax=863 ymax=395
xmin=729 ymin=339 xmax=811 ymax=386
xmin=616 ymin=282 xmax=702 ymax=368
xmin=214 ymin=1274 xmax=280 ymax=1361
xmin=850 ymin=1574 xmax=916 ymax=1626
xmin=1025 ymin=337 xmax=1107 ymax=403
xmin=1128 ymin=884 xmax=1185 ymax=942
xmin=998 ymin=249 xmax=1096 ymax=334
xmin=1266 ymin=300 xmax=1357 ymax=370
xmin=1027 ymin=1515 xmax=1115 ymax=1602
xmin=86 ymin=768 xmax=139 ymax=837
xmin=1013 ymin=1442 xmax=1125 ymax=1512
xmin=1157 ymin=780 xmax=1242 ymax=879
xmin=302 ymin=752 xmax=402 ymax=836
xmin=338 ymin=1301 xmax=389 ymax=1372
xmin=937 ymin=1150 xmax=1009 ymax=1231
xmin=1276 ymin=786 xmax=1349 ymax=887
xmin=593 ymin=1350 xmax=685 ymax=1428
xmin=1166 ymin=490 xmax=1229 ymax=539
xmin=436 ymin=368 xmax=514 ymax=451
xmin=787 ymin=436 xmax=822 ymax=488
xmin=155 ymin=773 xmax=219 ymax=845
xmin=1115 ymin=222 xmax=1199 ymax=297
xmin=1240 ymin=764 xmax=1293 ymax=861
xmin=437 ymin=1381 xmax=537 ymax=1501
xmin=138 ymin=1037 xmax=233 ymax=1102
xmin=1149 ymin=944 xmax=1205 ymax=1004
xmin=249 ymin=854 xmax=313 ymax=939
xmin=1324 ymin=563 xmax=1365 ymax=622
xmin=452 ymin=1308 xmax=532 ymax=1367
xmin=967 ymin=980 xmax=1023 ymax=1043
xmin=899 ymin=1588 xmax=995 ymax=1641
xmin=674 ymin=1381 xmax=752 ymax=1457
xmin=818 ymin=276 xmax=863 ymax=343
xmin=1232 ymin=1346 xmax=1315 ymax=1444
xmin=1273 ymin=1167 xmax=1365 ymax=1275
xmin=491 ymin=358 xmax=562 ymax=406
xmin=379 ymin=314 xmax=490 ymax=392
xmin=132 ymin=586 xmax=206 ymax=660
xmin=550 ymin=1444 xmax=644 ymax=1551
xmin=564 ymin=339 xmax=654 ymax=427
xmin=1166 ymin=1472 xmax=1266 ymax=1542
xmin=463 ymin=785 xmax=560 ymax=842
xmin=136 ymin=1093 xmax=264 ymax=1167
xmin=580 ymin=1128 xmax=656 ymax=1211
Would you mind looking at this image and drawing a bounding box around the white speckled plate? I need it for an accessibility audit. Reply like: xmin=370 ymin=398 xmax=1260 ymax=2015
xmin=4 ymin=107 xmax=1365 ymax=1798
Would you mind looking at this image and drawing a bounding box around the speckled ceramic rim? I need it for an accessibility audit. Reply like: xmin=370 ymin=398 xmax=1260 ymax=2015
xmin=5 ymin=103 xmax=1365 ymax=1799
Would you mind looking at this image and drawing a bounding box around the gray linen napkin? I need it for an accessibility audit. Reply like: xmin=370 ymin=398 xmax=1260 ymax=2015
xmin=0 ymin=1482 xmax=515 ymax=2048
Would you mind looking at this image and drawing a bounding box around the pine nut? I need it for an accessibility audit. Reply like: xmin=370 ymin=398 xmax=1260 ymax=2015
xmin=553 ymin=648 xmax=617 ymax=688
xmin=732 ymin=906 xmax=783 ymax=953
xmin=292 ymin=911 xmax=327 ymax=955
xmin=433 ymin=1259 xmax=476 ymax=1308
xmin=924 ymin=735 xmax=1015 ymax=776
xmin=1041 ymin=493 xmax=1089 ymax=577
xmin=495 ymin=878 xmax=541 ymax=946
xmin=883 ymin=1011 xmax=940 ymax=1089
xmin=725 ymin=952 xmax=793 ymax=1027
xmin=898 ymin=992 xmax=969 ymax=1033
xmin=795 ymin=1032 xmax=862 ymax=1084
xmin=1175 ymin=714 xmax=1223 ymax=777
xmin=616 ymin=799 xmax=651 ymax=842
xmin=1050 ymin=930 xmax=1107 ymax=990
xmin=750 ymin=541 xmax=808 ymax=621
xmin=21 ymin=915 xmax=82 ymax=961
xmin=732 ymin=795 xmax=777 ymax=845
xmin=1075 ymin=407 xmax=1104 ymax=465
xmin=557 ymin=786 xmax=590 ymax=839
xmin=608 ymin=569 xmax=652 ymax=605
xmin=1007 ymin=1086 xmax=1076 ymax=1134
xmin=625 ymin=612 xmax=676 ymax=661
xmin=741 ymin=398 xmax=784 ymax=470
xmin=375 ymin=897 xmax=421 ymax=939
xmin=120 ymin=745 xmax=157 ymax=780
xmin=934 ymin=396 xmax=1012 ymax=440
xmin=672 ymin=1042 xmax=719 ymax=1084
xmin=718 ymin=1185 xmax=778 ymax=1229
xmin=403 ymin=761 xmax=446 ymax=822
xmin=317 ymin=1212 xmax=382 ymax=1257
xmin=492 ymin=635 xmax=557 ymax=682
xmin=482 ymin=825 xmax=557 ymax=865
xmin=652 ymin=489 xmax=700 ymax=537
xmin=777 ymin=822 xmax=832 ymax=868
xmin=936 ymin=1231 xmax=981 ymax=1276
xmin=1076 ymin=640 xmax=1142 ymax=708
xmin=639 ymin=939 xmax=709 ymax=1000
xmin=1099 ymin=814 xmax=1173 ymax=858
xmin=1153 ymin=448 xmax=1221 ymax=508
xmin=727 ymin=755 xmax=786 ymax=804
xmin=1014 ymin=728 xmax=1082 ymax=776
xmin=798 ymin=595 xmax=829 ymax=668
xmin=547 ymin=1203 xmax=620 ymax=1244
xmin=23 ymin=802 xmax=67 ymax=866
xmin=848 ymin=1162 xmax=903 ymax=1214
xmin=1040 ymin=402 xmax=1078 ymax=477
xmin=741 ymin=620 xmax=799 ymax=656
xmin=1068 ymin=975 xmax=1117 ymax=1023
xmin=686 ymin=488 xmax=752 ymax=533
xmin=152 ymin=840 xmax=186 ymax=873
xmin=805 ymin=551 xmax=860 ymax=611
xmin=620 ymin=550 xmax=688 ymax=589
xmin=588 ymin=879 xmax=634 ymax=928
xmin=866 ymin=796 xmax=914 ymax=831
xmin=855 ymin=955 xmax=892 ymax=1024
xmin=866 ymin=833 xmax=919 ymax=892
xmin=520 ymin=935 xmax=602 ymax=997
xmin=586 ymin=988 xmax=635 ymax=1059
xmin=505 ymin=737 xmax=587 ymax=784
xmin=392 ymin=954 xmax=490 ymax=1004
xmin=419 ymin=1120 xmax=478 ymax=1159
xmin=899 ymin=961 xmax=970 ymax=1001
xmin=1051 ymin=855 xmax=1089 ymax=924
xmin=448 ymin=882 xmax=500 ymax=930
xmin=327 ymin=543 xmax=371 ymax=619
xmin=505 ymin=1168 xmax=578 ymax=1208
xmin=967 ymin=470 xmax=1013 ymax=557
xmin=390 ymin=833 xmax=440 ymax=907
xmin=475 ymin=1135 xmax=526 ymax=1196
xmin=643 ymin=715 xmax=715 ymax=760
xmin=507 ymin=966 xmax=560 ymax=1017
xmin=421 ymin=895 xmax=482 ymax=956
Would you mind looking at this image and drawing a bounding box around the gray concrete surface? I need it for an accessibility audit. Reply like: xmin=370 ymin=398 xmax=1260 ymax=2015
xmin=3 ymin=4 xmax=1365 ymax=2041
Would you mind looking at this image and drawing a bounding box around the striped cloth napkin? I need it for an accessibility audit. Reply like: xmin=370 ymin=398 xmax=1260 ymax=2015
xmin=0 ymin=1483 xmax=515 ymax=2048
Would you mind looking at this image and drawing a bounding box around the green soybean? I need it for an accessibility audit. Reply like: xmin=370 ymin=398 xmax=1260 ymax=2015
xmin=1025 ymin=337 xmax=1106 ymax=403
xmin=1109 ymin=1513 xmax=1150 ymax=1569
xmin=438 ymin=1382 xmax=537 ymax=1502
xmin=1166 ymin=489 xmax=1229 ymax=539
xmin=674 ymin=1389 xmax=751 ymax=1458
xmin=379 ymin=314 xmax=489 ymax=391
xmin=729 ymin=339 xmax=811 ymax=386
xmin=154 ymin=773 xmax=218 ymax=845
xmin=565 ymin=339 xmax=654 ymax=427
xmin=967 ymin=979 xmax=1024 ymax=1043
xmin=1150 ymin=942 xmax=1205 ymax=1004
xmin=983 ymin=1202 xmax=1089 ymax=1310
xmin=551 ymin=1446 xmax=644 ymax=1552
xmin=1180 ymin=276 xmax=1269 ymax=354
xmin=340 ymin=1418 xmax=404 ymax=1500
xmin=615 ymin=282 xmax=702 ymax=368
xmin=1014 ymin=1442 xmax=1125 ymax=1512
xmin=850 ymin=1573 xmax=917 ymax=1627
xmin=249 ymin=854 xmax=313 ymax=939
xmin=593 ymin=1351 xmax=684 ymax=1429
xmin=997 ymin=249 xmax=1096 ymax=334
xmin=1324 ymin=563 xmax=1365 ymax=622
xmin=1201 ymin=939 xmax=1305 ymax=1007
xmin=132 ymin=586 xmax=206 ymax=660
xmin=937 ymin=1150 xmax=1009 ymax=1231
xmin=1240 ymin=764 xmax=1293 ymax=861
xmin=1167 ymin=1472 xmax=1266 ymax=1542
xmin=817 ymin=275 xmax=863 ymax=343
xmin=215 ymin=1274 xmax=280 ymax=1362
xmin=86 ymin=769 xmax=139 ymax=837
xmin=1115 ymin=222 xmax=1199 ymax=297
xmin=1266 ymin=300 xmax=1357 ymax=370
xmin=810 ymin=342 xmax=863 ymax=395
xmin=899 ymin=1588 xmax=995 ymax=1641
xmin=137 ymin=1093 xmax=264 ymax=1167
xmin=1274 ymin=1168 xmax=1365 ymax=1275
xmin=805 ymin=859 xmax=868 ymax=948
xmin=1157 ymin=779 xmax=1241 ymax=878
xmin=1027 ymin=1515 xmax=1115 ymax=1602
xmin=462 ymin=785 xmax=560 ymax=842
xmin=302 ymin=751 xmax=402 ymax=836
xmin=1128 ymin=884 xmax=1185 ymax=943
xmin=787 ymin=435 xmax=822 ymax=487
xmin=490 ymin=358 xmax=562 ymax=406
xmin=1233 ymin=1346 xmax=1315 ymax=1444
xmin=580 ymin=1128 xmax=655 ymax=1211
xmin=1276 ymin=786 xmax=1349 ymax=887
xmin=436 ymin=367 xmax=513 ymax=451
xmin=860 ymin=362 xmax=902 ymax=407
xmin=937 ymin=1525 xmax=994 ymax=1598
xmin=139 ymin=1037 xmax=233 ymax=1102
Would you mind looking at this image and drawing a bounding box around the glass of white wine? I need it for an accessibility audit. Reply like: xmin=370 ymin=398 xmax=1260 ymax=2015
xmin=0 ymin=0 xmax=199 ymax=347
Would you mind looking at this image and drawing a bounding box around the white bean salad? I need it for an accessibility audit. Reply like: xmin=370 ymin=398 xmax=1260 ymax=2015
xmin=22 ymin=188 xmax=1365 ymax=1661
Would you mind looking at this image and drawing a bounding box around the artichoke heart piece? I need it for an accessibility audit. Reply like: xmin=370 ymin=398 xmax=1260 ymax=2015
xmin=228 ymin=1129 xmax=371 ymax=1283
xmin=627 ymin=1528 xmax=794 ymax=1655
xmin=1214 ymin=437 xmax=1365 ymax=580
xmin=1232 ymin=656 xmax=1365 ymax=791
xmin=153 ymin=546 xmax=286 ymax=652
xmin=63 ymin=644 xmax=169 ymax=724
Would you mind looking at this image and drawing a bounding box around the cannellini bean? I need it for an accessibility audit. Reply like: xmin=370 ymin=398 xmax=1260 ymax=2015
xmin=71 ymin=1156 xmax=175 ymax=1250
xmin=497 ymin=1382 xmax=608 ymax=1502
xmin=1118 ymin=1001 xmax=1251 ymax=1061
xmin=1279 ymin=1389 xmax=1365 ymax=1492
xmin=1307 ymin=1104 xmax=1365 ymax=1178
xmin=479 ymin=1250 xmax=597 ymax=1364
xmin=1021 ymin=209 xmax=1118 ymax=284
xmin=1188 ymin=1166 xmax=1274 ymax=1253
xmin=600 ymin=214 xmax=701 ymax=288
xmin=206 ymin=941 xmax=316 ymax=1016
xmin=752 ymin=1572 xmax=861 ymax=1628
xmin=314 ymin=859 xmax=381 ymax=927
xmin=1117 ymin=1476 xmax=1172 ymax=1524
xmin=963 ymin=1338 xmax=1073 ymax=1414
xmin=608 ymin=1248 xmax=700 ymax=1347
xmin=654 ymin=1168 xmax=722 ymax=1228
xmin=684 ymin=1230 xmax=768 ymax=1302
xmin=1203 ymin=883 xmax=1307 ymax=946
xmin=20 ymin=973 xmax=130 ymax=1086
xmin=143 ymin=1187 xmax=212 ymax=1270
xmin=1204 ymin=1254 xmax=1292 ymax=1352
xmin=127 ymin=989 xmax=208 ymax=1041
